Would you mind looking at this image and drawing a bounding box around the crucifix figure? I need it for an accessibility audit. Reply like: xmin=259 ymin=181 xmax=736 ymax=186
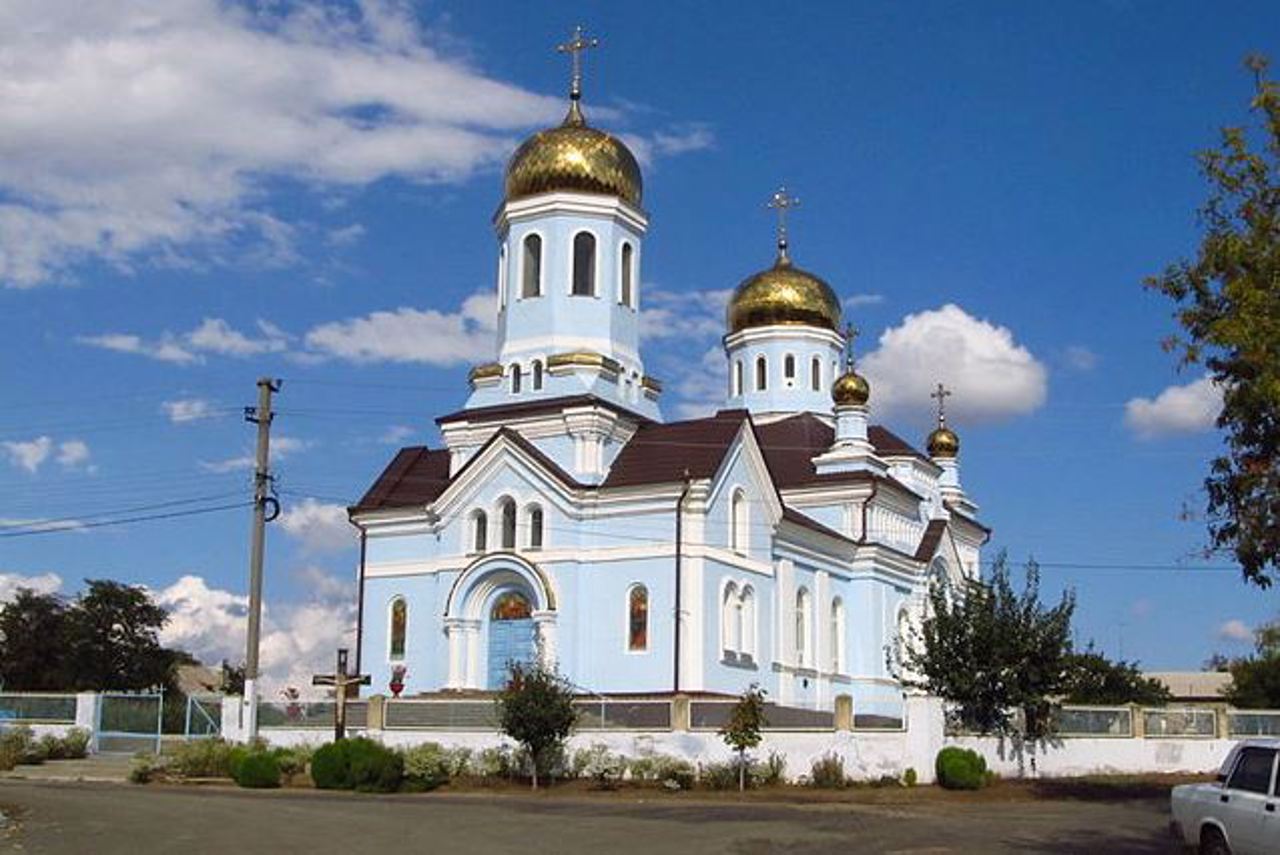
xmin=930 ymin=382 xmax=953 ymax=428
xmin=767 ymin=186 xmax=800 ymax=262
xmin=312 ymin=648 xmax=371 ymax=742
xmin=557 ymin=25 xmax=599 ymax=102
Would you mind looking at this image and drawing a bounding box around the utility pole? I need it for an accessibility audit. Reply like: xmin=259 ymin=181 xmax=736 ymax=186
xmin=242 ymin=377 xmax=281 ymax=742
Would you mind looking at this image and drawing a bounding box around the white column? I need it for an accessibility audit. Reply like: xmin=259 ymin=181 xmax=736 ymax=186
xmin=444 ymin=618 xmax=467 ymax=689
xmin=532 ymin=610 xmax=558 ymax=668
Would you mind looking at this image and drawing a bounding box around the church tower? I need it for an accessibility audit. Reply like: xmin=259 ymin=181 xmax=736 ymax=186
xmin=464 ymin=27 xmax=660 ymax=420
xmin=723 ymin=188 xmax=845 ymax=419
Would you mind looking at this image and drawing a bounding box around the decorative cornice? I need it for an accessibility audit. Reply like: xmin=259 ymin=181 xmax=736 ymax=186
xmin=641 ymin=375 xmax=663 ymax=393
xmin=468 ymin=362 xmax=504 ymax=385
xmin=546 ymin=350 xmax=621 ymax=375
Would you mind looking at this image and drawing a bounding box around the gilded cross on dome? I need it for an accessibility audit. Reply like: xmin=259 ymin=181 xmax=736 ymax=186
xmin=930 ymin=382 xmax=953 ymax=426
xmin=557 ymin=25 xmax=599 ymax=102
xmin=766 ymin=186 xmax=800 ymax=262
xmin=843 ymin=323 xmax=859 ymax=367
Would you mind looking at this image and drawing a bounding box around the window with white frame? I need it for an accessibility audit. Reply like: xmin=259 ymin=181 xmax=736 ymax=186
xmin=532 ymin=359 xmax=544 ymax=391
xmin=620 ymin=242 xmax=634 ymax=307
xmin=522 ymin=234 xmax=542 ymax=297
xmin=795 ymin=587 xmax=811 ymax=667
xmin=471 ymin=510 xmax=488 ymax=553
xmin=572 ymin=231 xmax=596 ymax=296
xmin=722 ymin=582 xmax=740 ymax=656
xmin=830 ymin=597 xmax=845 ymax=672
xmin=783 ymin=354 xmax=796 ymax=385
xmin=510 ymin=364 xmax=522 ymax=393
xmin=755 ymin=356 xmax=768 ymax=391
xmin=733 ymin=360 xmax=744 ymax=397
xmin=498 ymin=497 xmax=517 ymax=550
xmin=498 ymin=244 xmax=508 ymax=308
xmin=740 ymin=586 xmax=756 ymax=660
xmin=730 ymin=488 xmax=749 ymax=555
xmin=810 ymin=356 xmax=822 ymax=391
xmin=527 ymin=505 xmax=544 ymax=550
xmin=628 ymin=584 xmax=648 ymax=651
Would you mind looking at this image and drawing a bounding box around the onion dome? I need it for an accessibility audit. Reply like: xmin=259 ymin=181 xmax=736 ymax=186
xmin=927 ymin=424 xmax=960 ymax=458
xmin=832 ymin=368 xmax=870 ymax=407
xmin=726 ymin=253 xmax=842 ymax=335
xmin=504 ymin=101 xmax=643 ymax=206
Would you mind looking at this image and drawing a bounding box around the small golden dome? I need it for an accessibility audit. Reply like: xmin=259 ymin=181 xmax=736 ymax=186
xmin=832 ymin=369 xmax=870 ymax=406
xmin=726 ymin=253 xmax=842 ymax=335
xmin=504 ymin=102 xmax=643 ymax=206
xmin=927 ymin=425 xmax=960 ymax=459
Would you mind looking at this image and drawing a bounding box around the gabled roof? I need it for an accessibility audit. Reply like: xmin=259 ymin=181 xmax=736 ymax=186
xmin=350 ymin=446 xmax=452 ymax=513
xmin=602 ymin=409 xmax=748 ymax=488
xmin=914 ymin=519 xmax=949 ymax=562
xmin=753 ymin=413 xmax=928 ymax=491
xmin=437 ymin=394 xmax=653 ymax=427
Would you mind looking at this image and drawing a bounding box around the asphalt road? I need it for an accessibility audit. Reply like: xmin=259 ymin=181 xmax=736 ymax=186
xmin=0 ymin=780 xmax=1181 ymax=854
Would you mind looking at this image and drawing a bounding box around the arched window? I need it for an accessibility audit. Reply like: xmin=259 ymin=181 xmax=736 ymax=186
xmin=830 ymin=597 xmax=845 ymax=672
xmin=730 ymin=489 xmax=748 ymax=555
xmin=510 ymin=364 xmax=522 ymax=393
xmin=521 ymin=234 xmax=542 ymax=298
xmin=499 ymin=498 xmax=517 ymax=550
xmin=527 ymin=505 xmax=544 ymax=550
xmin=572 ymin=232 xmax=596 ymax=296
xmin=620 ymin=242 xmax=634 ymax=307
xmin=733 ymin=360 xmax=744 ymax=397
xmin=471 ymin=510 xmax=488 ymax=553
xmin=628 ymin=585 xmax=648 ymax=651
xmin=784 ymin=354 xmax=796 ymax=383
xmin=741 ymin=586 xmax=756 ymax=659
xmin=811 ymin=356 xmax=822 ymax=391
xmin=532 ymin=359 xmax=544 ymax=391
xmin=389 ymin=597 xmax=407 ymax=661
xmin=795 ymin=587 xmax=811 ymax=666
xmin=755 ymin=356 xmax=768 ymax=391
xmin=722 ymin=582 xmax=739 ymax=656
xmin=498 ymin=244 xmax=508 ymax=308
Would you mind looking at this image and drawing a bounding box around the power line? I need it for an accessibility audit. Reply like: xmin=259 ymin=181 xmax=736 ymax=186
xmin=0 ymin=501 xmax=251 ymax=539
xmin=0 ymin=491 xmax=247 ymax=532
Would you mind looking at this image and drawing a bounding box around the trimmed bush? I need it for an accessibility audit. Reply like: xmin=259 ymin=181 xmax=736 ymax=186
xmin=310 ymin=741 xmax=352 ymax=790
xmin=273 ymin=745 xmax=313 ymax=782
xmin=347 ymin=738 xmax=403 ymax=793
xmin=0 ymin=726 xmax=38 ymax=765
xmin=170 ymin=739 xmax=236 ymax=778
xmin=903 ymin=767 xmax=918 ymax=787
xmin=402 ymin=742 xmax=451 ymax=791
xmin=809 ymin=753 xmax=849 ymax=789
xmin=60 ymin=728 xmax=91 ymax=760
xmin=935 ymin=747 xmax=988 ymax=790
xmin=233 ymin=751 xmax=282 ymax=789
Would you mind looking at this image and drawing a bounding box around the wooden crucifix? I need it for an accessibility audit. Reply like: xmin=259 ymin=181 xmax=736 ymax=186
xmin=312 ymin=648 xmax=370 ymax=742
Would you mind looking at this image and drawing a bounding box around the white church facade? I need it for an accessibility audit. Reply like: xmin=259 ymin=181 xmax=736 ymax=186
xmin=348 ymin=35 xmax=987 ymax=720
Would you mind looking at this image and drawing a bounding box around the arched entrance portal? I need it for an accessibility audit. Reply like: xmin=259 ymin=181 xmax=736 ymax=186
xmin=487 ymin=591 xmax=536 ymax=688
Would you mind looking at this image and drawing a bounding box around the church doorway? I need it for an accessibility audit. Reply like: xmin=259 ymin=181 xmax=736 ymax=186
xmin=487 ymin=591 xmax=536 ymax=688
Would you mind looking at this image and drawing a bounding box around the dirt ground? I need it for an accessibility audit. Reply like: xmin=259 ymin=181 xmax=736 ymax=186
xmin=0 ymin=777 xmax=1186 ymax=854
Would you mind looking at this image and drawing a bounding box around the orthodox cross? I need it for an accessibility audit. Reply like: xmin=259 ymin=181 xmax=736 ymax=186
xmin=930 ymin=382 xmax=952 ymax=427
xmin=311 ymin=648 xmax=370 ymax=742
xmin=767 ymin=186 xmax=800 ymax=260
xmin=557 ymin=25 xmax=599 ymax=101
xmin=843 ymin=323 xmax=860 ymax=368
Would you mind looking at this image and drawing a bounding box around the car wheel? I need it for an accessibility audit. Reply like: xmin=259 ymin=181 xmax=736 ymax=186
xmin=1200 ymin=827 xmax=1231 ymax=855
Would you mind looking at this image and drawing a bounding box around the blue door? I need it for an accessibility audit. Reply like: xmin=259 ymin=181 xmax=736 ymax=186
xmin=487 ymin=591 xmax=536 ymax=688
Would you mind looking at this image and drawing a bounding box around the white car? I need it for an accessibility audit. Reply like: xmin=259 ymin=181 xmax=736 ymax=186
xmin=1171 ymin=739 xmax=1280 ymax=854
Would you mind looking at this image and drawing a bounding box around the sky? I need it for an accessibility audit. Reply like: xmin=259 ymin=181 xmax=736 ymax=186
xmin=1 ymin=0 xmax=1277 ymax=692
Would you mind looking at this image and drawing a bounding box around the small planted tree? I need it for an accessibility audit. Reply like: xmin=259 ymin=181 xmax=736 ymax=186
xmin=719 ymin=683 xmax=768 ymax=791
xmin=496 ymin=661 xmax=577 ymax=790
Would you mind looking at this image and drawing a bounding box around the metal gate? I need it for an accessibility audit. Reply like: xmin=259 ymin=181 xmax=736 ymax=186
xmin=184 ymin=694 xmax=223 ymax=739
xmin=95 ymin=692 xmax=163 ymax=754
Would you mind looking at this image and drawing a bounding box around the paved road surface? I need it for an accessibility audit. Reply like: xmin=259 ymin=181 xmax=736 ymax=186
xmin=0 ymin=779 xmax=1181 ymax=854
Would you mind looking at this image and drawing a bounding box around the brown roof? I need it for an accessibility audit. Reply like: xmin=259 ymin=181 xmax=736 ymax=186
xmin=753 ymin=413 xmax=927 ymax=491
xmin=350 ymin=446 xmax=452 ymax=513
xmin=780 ymin=506 xmax=853 ymax=543
xmin=602 ymin=409 xmax=748 ymax=488
xmin=437 ymin=394 xmax=653 ymax=427
xmin=914 ymin=519 xmax=949 ymax=562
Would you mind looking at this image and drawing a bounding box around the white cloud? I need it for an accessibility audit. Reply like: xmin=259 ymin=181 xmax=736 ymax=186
xmin=279 ymin=499 xmax=355 ymax=553
xmin=199 ymin=434 xmax=311 ymax=473
xmin=1218 ymin=619 xmax=1253 ymax=643
xmin=1064 ymin=345 xmax=1099 ymax=372
xmin=0 ymin=0 xmax=563 ymax=287
xmin=327 ymin=223 xmax=366 ymax=247
xmin=3 ymin=436 xmax=53 ymax=473
xmin=621 ymin=124 xmax=716 ymax=166
xmin=380 ymin=425 xmax=416 ymax=445
xmin=843 ymin=293 xmax=885 ymax=309
xmin=162 ymin=397 xmax=216 ymax=424
xmin=0 ymin=518 xmax=86 ymax=535
xmin=670 ymin=346 xmax=729 ymax=420
xmin=303 ymin=292 xmax=497 ymax=365
xmin=79 ymin=317 xmax=287 ymax=364
xmin=859 ymin=304 xmax=1048 ymax=423
xmin=1125 ymin=375 xmax=1223 ymax=439
xmin=0 ymin=571 xmax=63 ymax=602
xmin=55 ymin=439 xmax=91 ymax=470
xmin=640 ymin=288 xmax=731 ymax=342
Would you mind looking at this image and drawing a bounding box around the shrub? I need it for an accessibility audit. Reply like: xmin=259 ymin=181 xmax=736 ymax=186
xmin=0 ymin=743 xmax=18 ymax=772
xmin=809 ymin=753 xmax=849 ymax=789
xmin=402 ymin=742 xmax=451 ymax=791
xmin=443 ymin=746 xmax=473 ymax=778
xmin=700 ymin=761 xmax=740 ymax=790
xmin=935 ymin=747 xmax=988 ymax=791
xmin=273 ymin=745 xmax=313 ymax=782
xmin=629 ymin=753 xmax=695 ymax=790
xmin=39 ymin=734 xmax=65 ymax=761
xmin=60 ymin=729 xmax=91 ymax=760
xmin=128 ymin=755 xmax=165 ymax=784
xmin=310 ymin=741 xmax=351 ymax=790
xmin=752 ymin=751 xmax=787 ymax=787
xmin=473 ymin=745 xmax=516 ymax=781
xmin=170 ymin=739 xmax=236 ymax=779
xmin=572 ymin=744 xmax=627 ymax=789
xmin=233 ymin=751 xmax=282 ymax=789
xmin=903 ymin=767 xmax=918 ymax=787
xmin=0 ymin=726 xmax=39 ymax=765
xmin=347 ymin=738 xmax=403 ymax=793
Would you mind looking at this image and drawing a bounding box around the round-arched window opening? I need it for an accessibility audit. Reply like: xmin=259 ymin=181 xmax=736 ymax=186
xmin=491 ymin=591 xmax=533 ymax=621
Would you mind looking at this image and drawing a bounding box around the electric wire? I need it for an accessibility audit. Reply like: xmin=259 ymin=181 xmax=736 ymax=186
xmin=0 ymin=501 xmax=251 ymax=539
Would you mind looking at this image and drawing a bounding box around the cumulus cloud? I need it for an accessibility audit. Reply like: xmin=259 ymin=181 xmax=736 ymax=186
xmin=302 ymin=292 xmax=497 ymax=365
xmin=640 ymin=288 xmax=731 ymax=342
xmin=162 ymin=397 xmax=217 ymax=424
xmin=669 ymin=347 xmax=730 ymax=420
xmin=1218 ymin=619 xmax=1253 ymax=643
xmin=843 ymin=293 xmax=885 ymax=309
xmin=79 ymin=318 xmax=288 ymax=365
xmin=859 ymin=304 xmax=1048 ymax=423
xmin=1125 ymin=375 xmax=1223 ymax=439
xmin=279 ymin=499 xmax=355 ymax=553
xmin=381 ymin=425 xmax=416 ymax=445
xmin=55 ymin=440 xmax=91 ymax=470
xmin=0 ymin=571 xmax=63 ymax=602
xmin=3 ymin=436 xmax=52 ymax=473
xmin=200 ymin=435 xmax=311 ymax=473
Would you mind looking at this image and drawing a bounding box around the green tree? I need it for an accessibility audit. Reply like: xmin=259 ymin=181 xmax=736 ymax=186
xmin=894 ymin=552 xmax=1076 ymax=746
xmin=65 ymin=580 xmax=190 ymax=692
xmin=0 ymin=589 xmax=71 ymax=690
xmin=495 ymin=661 xmax=577 ymax=790
xmin=1146 ymin=54 xmax=1280 ymax=587
xmin=719 ymin=683 xmax=768 ymax=791
xmin=1061 ymin=645 xmax=1172 ymax=706
xmin=1223 ymin=618 xmax=1280 ymax=708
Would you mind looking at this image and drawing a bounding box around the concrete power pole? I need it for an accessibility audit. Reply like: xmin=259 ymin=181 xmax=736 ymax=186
xmin=242 ymin=377 xmax=281 ymax=742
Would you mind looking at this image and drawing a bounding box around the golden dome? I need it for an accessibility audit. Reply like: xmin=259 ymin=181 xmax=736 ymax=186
xmin=832 ymin=369 xmax=870 ymax=406
xmin=726 ymin=253 xmax=842 ymax=335
xmin=927 ymin=425 xmax=960 ymax=459
xmin=504 ymin=102 xmax=643 ymax=206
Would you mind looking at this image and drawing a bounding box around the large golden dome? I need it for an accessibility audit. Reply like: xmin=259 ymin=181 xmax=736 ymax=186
xmin=504 ymin=102 xmax=643 ymax=206
xmin=726 ymin=253 xmax=842 ymax=335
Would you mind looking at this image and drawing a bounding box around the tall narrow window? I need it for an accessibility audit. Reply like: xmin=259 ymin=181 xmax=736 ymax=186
xmin=510 ymin=364 xmax=522 ymax=393
xmin=830 ymin=597 xmax=845 ymax=672
xmin=733 ymin=360 xmax=744 ymax=397
xmin=472 ymin=511 xmax=488 ymax=553
xmin=498 ymin=244 xmax=508 ymax=308
xmin=731 ymin=489 xmax=748 ymax=554
xmin=784 ymin=354 xmax=796 ymax=383
xmin=620 ymin=242 xmax=634 ymax=307
xmin=628 ymin=585 xmax=648 ymax=651
xmin=528 ymin=505 xmax=544 ymax=550
xmin=755 ymin=356 xmax=768 ymax=391
xmin=532 ymin=360 xmax=544 ymax=391
xmin=811 ymin=356 xmax=822 ymax=391
xmin=522 ymin=234 xmax=542 ymax=297
xmin=722 ymin=583 xmax=740 ymax=655
xmin=572 ymin=232 xmax=596 ymax=296
xmin=499 ymin=498 xmax=517 ymax=550
xmin=389 ymin=598 xmax=407 ymax=660
xmin=795 ymin=587 xmax=811 ymax=666
xmin=741 ymin=587 xmax=755 ymax=659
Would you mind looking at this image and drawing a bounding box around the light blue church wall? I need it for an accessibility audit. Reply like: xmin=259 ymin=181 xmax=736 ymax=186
xmin=361 ymin=572 xmax=451 ymax=697
xmin=725 ymin=332 xmax=843 ymax=417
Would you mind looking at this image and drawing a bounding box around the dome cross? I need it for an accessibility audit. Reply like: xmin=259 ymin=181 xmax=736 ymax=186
xmin=557 ymin=25 xmax=599 ymax=103
xmin=843 ymin=323 xmax=859 ymax=368
xmin=930 ymin=382 xmax=952 ymax=427
xmin=766 ymin=186 xmax=800 ymax=262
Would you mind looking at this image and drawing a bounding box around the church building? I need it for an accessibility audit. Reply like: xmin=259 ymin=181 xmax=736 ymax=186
xmin=348 ymin=31 xmax=987 ymax=718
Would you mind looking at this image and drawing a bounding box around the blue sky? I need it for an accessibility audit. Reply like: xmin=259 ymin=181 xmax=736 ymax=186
xmin=1 ymin=0 xmax=1277 ymax=687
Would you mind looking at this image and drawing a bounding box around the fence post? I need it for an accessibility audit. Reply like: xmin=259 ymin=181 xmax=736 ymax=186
xmin=671 ymin=694 xmax=690 ymax=732
xmin=75 ymin=693 xmax=99 ymax=752
xmin=367 ymin=695 xmax=387 ymax=733
xmin=1131 ymin=704 xmax=1145 ymax=739
xmin=1215 ymin=704 xmax=1230 ymax=739
xmin=221 ymin=695 xmax=245 ymax=742
xmin=834 ymin=694 xmax=853 ymax=732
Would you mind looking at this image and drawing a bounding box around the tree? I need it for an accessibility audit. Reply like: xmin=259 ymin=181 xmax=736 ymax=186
xmin=1061 ymin=645 xmax=1172 ymax=706
xmin=1222 ymin=618 xmax=1280 ymax=708
xmin=65 ymin=579 xmax=186 ymax=692
xmin=1146 ymin=54 xmax=1280 ymax=587
xmin=894 ymin=552 xmax=1076 ymax=746
xmin=495 ymin=661 xmax=577 ymax=790
xmin=719 ymin=683 xmax=768 ymax=791
xmin=221 ymin=660 xmax=247 ymax=695
xmin=0 ymin=589 xmax=71 ymax=691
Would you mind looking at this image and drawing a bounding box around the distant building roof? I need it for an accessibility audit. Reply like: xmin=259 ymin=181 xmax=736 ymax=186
xmin=1146 ymin=671 xmax=1231 ymax=702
